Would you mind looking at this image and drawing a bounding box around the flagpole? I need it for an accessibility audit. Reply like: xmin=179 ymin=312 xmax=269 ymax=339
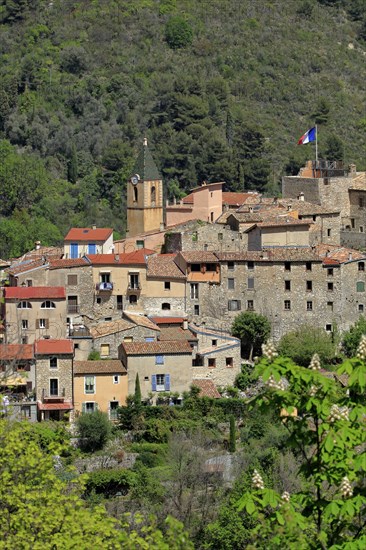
xmin=315 ymin=124 xmax=318 ymax=167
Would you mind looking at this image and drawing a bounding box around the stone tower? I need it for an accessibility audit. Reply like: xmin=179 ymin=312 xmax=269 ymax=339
xmin=126 ymin=138 xmax=164 ymax=238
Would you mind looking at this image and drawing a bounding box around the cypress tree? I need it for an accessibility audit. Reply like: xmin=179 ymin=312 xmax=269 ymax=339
xmin=134 ymin=373 xmax=141 ymax=406
xmin=229 ymin=415 xmax=236 ymax=453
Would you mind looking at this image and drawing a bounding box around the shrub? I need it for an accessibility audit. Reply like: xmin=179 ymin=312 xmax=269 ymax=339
xmin=165 ymin=16 xmax=193 ymax=49
xmin=76 ymin=410 xmax=112 ymax=452
xmin=85 ymin=468 xmax=136 ymax=498
xmin=278 ymin=325 xmax=336 ymax=367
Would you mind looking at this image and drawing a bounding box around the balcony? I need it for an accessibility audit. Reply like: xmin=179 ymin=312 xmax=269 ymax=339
xmin=127 ymin=283 xmax=141 ymax=296
xmin=42 ymin=387 xmax=65 ymax=402
xmin=67 ymin=304 xmax=79 ymax=314
xmin=97 ymin=282 xmax=114 ymax=292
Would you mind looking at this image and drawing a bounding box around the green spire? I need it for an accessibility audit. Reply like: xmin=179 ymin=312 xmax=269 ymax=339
xmin=133 ymin=138 xmax=161 ymax=181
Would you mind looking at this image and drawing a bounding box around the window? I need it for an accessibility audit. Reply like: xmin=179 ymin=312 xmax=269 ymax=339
xmin=228 ymin=300 xmax=241 ymax=311
xmin=17 ymin=301 xmax=32 ymax=309
xmin=328 ymin=282 xmax=334 ymax=291
xmin=210 ymin=212 xmax=214 ymax=222
xmin=136 ymin=239 xmax=145 ymax=249
xmin=84 ymin=402 xmax=96 ymax=413
xmin=129 ymin=273 xmax=139 ymax=289
xmin=152 ymin=374 xmax=170 ymax=392
xmin=133 ymin=186 xmax=138 ymax=202
xmin=306 ymin=262 xmax=312 ymax=271
xmin=151 ymin=186 xmax=156 ymax=205
xmin=100 ymin=344 xmax=110 ymax=357
xmin=109 ymin=401 xmax=119 ymax=420
xmin=226 ymin=357 xmax=233 ymax=367
xmin=22 ymin=320 xmax=28 ymax=330
xmin=194 ymin=304 xmax=200 ymax=315
xmin=247 ymin=300 xmax=254 ymax=311
xmin=104 ymin=317 xmax=112 ymax=322
xmin=190 ymin=283 xmax=199 ymax=299
xmin=67 ymin=296 xmax=78 ymax=313
xmin=21 ymin=405 xmax=31 ymax=418
xmin=228 ymin=278 xmax=235 ymax=290
xmin=327 ymin=229 xmax=331 ymax=237
xmin=247 ymin=261 xmax=254 ymax=270
xmin=155 ymin=355 xmax=164 ymax=365
xmin=191 ymin=264 xmax=200 ymax=271
xmin=212 ymin=339 xmax=217 ymax=347
xmin=327 ymin=268 xmax=333 ymax=276
xmin=117 ymin=295 xmax=123 ymax=310
xmin=247 ymin=278 xmax=254 ymax=290
xmin=129 ymin=295 xmax=137 ymax=304
xmin=67 ymin=274 xmax=78 ymax=286
xmin=164 ymin=281 xmax=171 ymax=290
xmin=307 ymin=301 xmax=313 ymax=311
xmin=100 ymin=272 xmax=111 ymax=284
xmin=50 ymin=357 xmax=57 ymax=369
xmin=113 ymin=375 xmax=119 ymax=384
xmin=124 ymin=336 xmax=133 ymax=342
xmin=358 ymin=304 xmax=364 ymax=313
xmin=208 ymin=358 xmax=216 ymax=368
xmin=204 ymin=244 xmax=208 ymax=251
xmin=284 ymin=300 xmax=291 ymax=310
xmin=37 ymin=319 xmax=48 ymax=329
xmin=88 ymin=243 xmax=96 ymax=254
xmin=85 ymin=376 xmax=95 ymax=394
xmin=351 ymin=218 xmax=355 ymax=229
xmin=306 ymin=280 xmax=313 ymax=292
xmin=162 ymin=303 xmax=171 ymax=310
xmin=358 ymin=262 xmax=365 ymax=271
xmin=285 ymin=280 xmax=291 ymax=291
xmin=360 ymin=226 xmax=364 ymax=233
xmin=359 ymin=197 xmax=364 ymax=207
xmin=228 ymin=261 xmax=234 ymax=270
xmin=41 ymin=301 xmax=56 ymax=309
xmin=70 ymin=243 xmax=79 ymax=259
xmin=22 ymin=336 xmax=28 ymax=344
xmin=356 ymin=281 xmax=365 ymax=292
xmin=325 ymin=324 xmax=332 ymax=332
xmin=26 ymin=279 xmax=32 ymax=287
xmin=218 ymin=233 xmax=223 ymax=241
xmin=284 ymin=262 xmax=291 ymax=271
xmin=50 ymin=379 xmax=58 ymax=396
xmin=97 ymin=297 xmax=101 ymax=304
xmin=327 ymin=301 xmax=334 ymax=311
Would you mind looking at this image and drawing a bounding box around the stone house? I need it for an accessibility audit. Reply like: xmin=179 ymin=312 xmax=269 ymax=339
xmin=73 ymin=360 xmax=128 ymax=419
xmin=145 ymin=254 xmax=187 ymax=316
xmin=120 ymin=340 xmax=193 ymax=401
xmin=3 ymin=286 xmax=67 ymax=344
xmin=34 ymin=339 xmax=74 ymax=421
xmin=63 ymin=227 xmax=114 ymax=258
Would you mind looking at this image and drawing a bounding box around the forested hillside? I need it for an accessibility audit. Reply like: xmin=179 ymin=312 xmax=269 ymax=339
xmin=0 ymin=0 xmax=365 ymax=257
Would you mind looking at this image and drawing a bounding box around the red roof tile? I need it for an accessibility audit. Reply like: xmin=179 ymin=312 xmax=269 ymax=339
xmin=122 ymin=340 xmax=192 ymax=355
xmin=192 ymin=379 xmax=221 ymax=398
xmin=5 ymin=287 xmax=66 ymax=300
xmin=0 ymin=344 xmax=33 ymax=361
xmin=74 ymin=360 xmax=126 ymax=374
xmin=49 ymin=258 xmax=89 ymax=269
xmin=34 ymin=339 xmax=74 ymax=355
xmin=86 ymin=249 xmax=155 ymax=266
xmin=150 ymin=317 xmax=187 ymax=324
xmin=147 ymin=254 xmax=186 ymax=279
xmin=222 ymin=192 xmax=259 ymax=206
xmin=178 ymin=251 xmax=218 ymax=263
xmin=38 ymin=401 xmax=73 ymax=410
xmin=64 ymin=227 xmax=113 ymax=241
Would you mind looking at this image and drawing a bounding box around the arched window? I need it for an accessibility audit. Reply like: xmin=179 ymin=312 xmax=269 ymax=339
xmin=151 ymin=186 xmax=156 ymax=206
xmin=17 ymin=301 xmax=32 ymax=309
xmin=41 ymin=301 xmax=56 ymax=309
xmin=133 ymin=186 xmax=138 ymax=202
xmin=162 ymin=303 xmax=171 ymax=310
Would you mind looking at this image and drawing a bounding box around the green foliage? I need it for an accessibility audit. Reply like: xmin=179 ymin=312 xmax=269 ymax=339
xmin=76 ymin=410 xmax=112 ymax=452
xmin=235 ymin=362 xmax=255 ymax=390
xmin=231 ymin=312 xmax=271 ymax=360
xmin=134 ymin=373 xmax=142 ymax=406
xmin=324 ymin=134 xmax=344 ymax=161
xmin=342 ymin=315 xmax=366 ymax=357
xmin=85 ymin=468 xmax=136 ymax=498
xmin=278 ymin=324 xmax=337 ymax=366
xmin=87 ymin=350 xmax=101 ymax=360
xmin=229 ymin=415 xmax=236 ymax=453
xmin=165 ymin=16 xmax=193 ymax=49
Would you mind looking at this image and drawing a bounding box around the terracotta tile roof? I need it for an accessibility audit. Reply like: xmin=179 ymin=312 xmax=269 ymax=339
xmin=147 ymin=254 xmax=185 ymax=279
xmin=158 ymin=327 xmax=197 ymax=342
xmin=34 ymin=339 xmax=74 ymax=355
xmin=90 ymin=319 xmax=134 ymax=338
xmin=216 ymin=248 xmax=322 ymax=262
xmin=277 ymin=199 xmax=340 ymax=215
xmin=227 ymin=212 xmax=263 ymax=223
xmin=182 ymin=193 xmax=194 ymax=204
xmin=74 ymin=360 xmax=126 ymax=374
xmin=5 ymin=286 xmax=66 ymax=300
xmin=64 ymin=227 xmax=113 ymax=241
xmin=38 ymin=401 xmax=73 ymax=411
xmin=316 ymin=244 xmax=366 ymax=264
xmin=222 ymin=192 xmax=259 ymax=206
xmin=122 ymin=340 xmax=192 ymax=355
xmin=11 ymin=246 xmax=63 ymax=264
xmin=150 ymin=317 xmax=187 ymax=325
xmin=49 ymin=258 xmax=90 ymax=270
xmin=258 ymin=217 xmax=311 ymax=228
xmin=192 ymin=379 xmax=221 ymax=398
xmin=122 ymin=312 xmax=160 ymax=331
xmin=178 ymin=251 xmax=218 ymax=263
xmin=86 ymin=249 xmax=155 ymax=266
xmin=7 ymin=258 xmax=47 ymax=276
xmin=0 ymin=344 xmax=33 ymax=361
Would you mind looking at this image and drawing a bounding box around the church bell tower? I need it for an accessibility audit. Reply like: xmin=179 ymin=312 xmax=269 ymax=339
xmin=126 ymin=138 xmax=164 ymax=238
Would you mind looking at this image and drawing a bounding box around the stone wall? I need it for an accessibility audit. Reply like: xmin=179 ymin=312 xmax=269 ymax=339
xmin=92 ymin=325 xmax=159 ymax=359
xmin=35 ymin=356 xmax=73 ymax=402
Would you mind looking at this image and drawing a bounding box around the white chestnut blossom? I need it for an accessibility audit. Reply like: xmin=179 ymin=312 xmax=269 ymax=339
xmin=265 ymin=375 xmax=288 ymax=391
xmin=262 ymin=339 xmax=278 ymax=361
xmin=252 ymin=469 xmax=264 ymax=490
xmin=328 ymin=404 xmax=350 ymax=422
xmin=309 ymin=353 xmax=321 ymax=371
xmin=356 ymin=334 xmax=366 ymax=360
xmin=281 ymin=491 xmax=290 ymax=502
xmin=340 ymin=476 xmax=353 ymax=498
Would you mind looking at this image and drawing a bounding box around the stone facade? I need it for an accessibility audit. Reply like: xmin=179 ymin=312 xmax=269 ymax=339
xmin=35 ymin=354 xmax=73 ymax=421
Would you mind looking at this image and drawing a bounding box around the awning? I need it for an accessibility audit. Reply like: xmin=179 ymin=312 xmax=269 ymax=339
xmin=0 ymin=375 xmax=28 ymax=386
xmin=37 ymin=401 xmax=73 ymax=411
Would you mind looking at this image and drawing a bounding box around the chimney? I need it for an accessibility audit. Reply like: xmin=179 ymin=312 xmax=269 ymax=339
xmin=287 ymin=205 xmax=292 ymax=211
xmin=143 ymin=137 xmax=148 ymax=146
xmin=298 ymin=192 xmax=305 ymax=201
xmin=349 ymin=163 xmax=356 ymax=174
xmin=115 ymin=254 xmax=120 ymax=262
xmin=349 ymin=252 xmax=353 ymax=261
xmin=35 ymin=241 xmax=41 ymax=250
xmin=160 ymin=222 xmax=165 ymax=232
xmin=92 ymin=224 xmax=96 ymax=230
xmin=249 ymin=206 xmax=253 ymax=213
xmin=183 ymin=319 xmax=188 ymax=330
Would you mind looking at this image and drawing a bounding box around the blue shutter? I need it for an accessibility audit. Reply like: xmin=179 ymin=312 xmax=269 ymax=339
xmin=152 ymin=374 xmax=157 ymax=391
xmin=165 ymin=374 xmax=171 ymax=391
xmin=70 ymin=243 xmax=78 ymax=259
xmin=88 ymin=243 xmax=96 ymax=254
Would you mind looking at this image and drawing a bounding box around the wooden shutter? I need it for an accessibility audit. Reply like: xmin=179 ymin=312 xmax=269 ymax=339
xmin=36 ymin=319 xmax=39 ymax=329
xmin=152 ymin=374 xmax=157 ymax=391
xmin=165 ymin=374 xmax=171 ymax=391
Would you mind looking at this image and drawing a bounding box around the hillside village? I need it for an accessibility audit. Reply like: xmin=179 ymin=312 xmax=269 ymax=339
xmin=1 ymin=139 xmax=366 ymax=422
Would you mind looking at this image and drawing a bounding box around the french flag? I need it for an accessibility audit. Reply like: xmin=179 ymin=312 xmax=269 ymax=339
xmin=298 ymin=127 xmax=316 ymax=145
